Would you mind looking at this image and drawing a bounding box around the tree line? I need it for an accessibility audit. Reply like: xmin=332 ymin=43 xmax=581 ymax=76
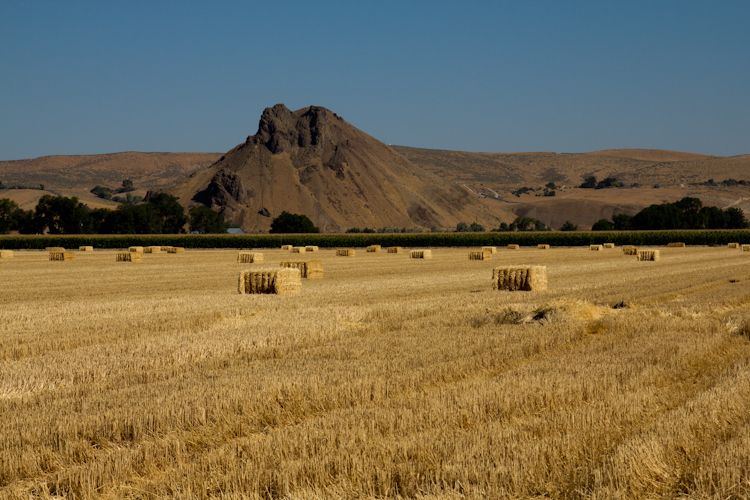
xmin=0 ymin=194 xmax=227 ymax=234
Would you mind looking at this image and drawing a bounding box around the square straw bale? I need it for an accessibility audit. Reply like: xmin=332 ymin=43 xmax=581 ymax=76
xmin=410 ymin=249 xmax=432 ymax=259
xmin=537 ymin=244 xmax=550 ymax=249
xmin=79 ymin=246 xmax=94 ymax=252
xmin=492 ymin=266 xmax=547 ymax=291
xmin=336 ymin=249 xmax=356 ymax=256
xmin=304 ymin=246 xmax=319 ymax=252
xmin=469 ymin=250 xmax=491 ymax=260
xmin=743 ymin=245 xmax=750 ymax=252
xmin=46 ymin=247 xmax=65 ymax=252
xmin=291 ymin=247 xmax=306 ymax=253
xmin=238 ymin=252 xmax=263 ymax=263
xmin=507 ymin=244 xmax=520 ymax=250
xmin=0 ymin=250 xmax=13 ymax=259
xmin=622 ymin=245 xmax=638 ymax=255
xmin=129 ymin=246 xmax=144 ymax=252
xmin=144 ymin=246 xmax=161 ymax=253
xmin=481 ymin=246 xmax=497 ymax=254
xmin=49 ymin=251 xmax=75 ymax=261
xmin=167 ymin=247 xmax=185 ymax=253
xmin=280 ymin=260 xmax=323 ymax=279
xmin=238 ymin=267 xmax=301 ymax=295
xmin=728 ymin=242 xmax=740 ymax=249
xmin=667 ymin=242 xmax=685 ymax=247
xmin=281 ymin=245 xmax=293 ymax=250
xmin=366 ymin=245 xmax=382 ymax=252
xmin=603 ymin=243 xmax=615 ymax=249
xmin=116 ymin=252 xmax=142 ymax=262
xmin=590 ymin=245 xmax=603 ymax=251
xmin=637 ymin=249 xmax=660 ymax=261
xmin=387 ymin=246 xmax=403 ymax=253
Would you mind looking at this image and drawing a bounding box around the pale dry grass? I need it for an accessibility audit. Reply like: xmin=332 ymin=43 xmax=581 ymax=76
xmin=1 ymin=246 xmax=749 ymax=499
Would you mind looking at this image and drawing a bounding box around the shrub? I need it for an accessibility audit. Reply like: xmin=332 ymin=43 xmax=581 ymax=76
xmin=269 ymin=212 xmax=320 ymax=233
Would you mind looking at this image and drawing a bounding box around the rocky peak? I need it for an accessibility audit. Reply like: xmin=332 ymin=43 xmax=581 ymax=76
xmin=253 ymin=104 xmax=334 ymax=154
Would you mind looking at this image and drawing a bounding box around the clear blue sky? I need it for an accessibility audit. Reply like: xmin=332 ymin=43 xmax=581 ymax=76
xmin=1 ymin=1 xmax=749 ymax=160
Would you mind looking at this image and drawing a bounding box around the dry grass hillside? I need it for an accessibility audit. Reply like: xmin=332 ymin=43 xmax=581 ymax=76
xmin=161 ymin=105 xmax=507 ymax=233
xmin=1 ymin=245 xmax=750 ymax=498
xmin=394 ymin=146 xmax=750 ymax=229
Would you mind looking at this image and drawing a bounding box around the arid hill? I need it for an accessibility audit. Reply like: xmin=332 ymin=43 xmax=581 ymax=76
xmin=159 ymin=104 xmax=506 ymax=232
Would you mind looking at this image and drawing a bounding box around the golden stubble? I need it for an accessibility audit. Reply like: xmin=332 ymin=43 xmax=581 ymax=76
xmin=1 ymin=246 xmax=749 ymax=499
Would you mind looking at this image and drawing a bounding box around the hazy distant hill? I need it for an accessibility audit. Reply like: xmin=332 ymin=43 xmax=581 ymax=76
xmin=158 ymin=104 xmax=506 ymax=232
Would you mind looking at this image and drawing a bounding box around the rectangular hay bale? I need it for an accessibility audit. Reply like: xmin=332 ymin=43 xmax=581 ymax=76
xmin=481 ymin=246 xmax=497 ymax=254
xmin=336 ymin=249 xmax=356 ymax=257
xmin=410 ymin=249 xmax=432 ymax=259
xmin=49 ymin=251 xmax=75 ymax=261
xmin=469 ymin=250 xmax=491 ymax=260
xmin=637 ymin=249 xmax=660 ymax=261
xmin=537 ymin=244 xmax=550 ymax=249
xmin=304 ymin=246 xmax=319 ymax=252
xmin=79 ymin=246 xmax=94 ymax=252
xmin=238 ymin=252 xmax=263 ymax=263
xmin=492 ymin=266 xmax=547 ymax=291
xmin=280 ymin=260 xmax=323 ymax=279
xmin=0 ymin=250 xmax=13 ymax=260
xmin=144 ymin=246 xmax=161 ymax=253
xmin=507 ymin=244 xmax=519 ymax=250
xmin=622 ymin=245 xmax=638 ymax=255
xmin=743 ymin=245 xmax=750 ymax=252
xmin=291 ymin=247 xmax=306 ymax=253
xmin=238 ymin=267 xmax=301 ymax=295
xmin=45 ymin=247 xmax=65 ymax=252
xmin=366 ymin=245 xmax=382 ymax=253
xmin=281 ymin=245 xmax=293 ymax=251
xmin=603 ymin=243 xmax=615 ymax=249
xmin=116 ymin=252 xmax=142 ymax=262
xmin=167 ymin=247 xmax=185 ymax=253
xmin=129 ymin=246 xmax=144 ymax=252
xmin=387 ymin=246 xmax=403 ymax=253
xmin=728 ymin=242 xmax=740 ymax=249
xmin=590 ymin=245 xmax=603 ymax=251
xmin=667 ymin=242 xmax=685 ymax=247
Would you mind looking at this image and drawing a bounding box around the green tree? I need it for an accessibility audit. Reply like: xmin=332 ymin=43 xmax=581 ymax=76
xmin=189 ymin=205 xmax=227 ymax=234
xmin=34 ymin=195 xmax=92 ymax=234
xmin=580 ymin=176 xmax=597 ymax=188
xmin=0 ymin=198 xmax=19 ymax=234
xmin=591 ymin=219 xmax=614 ymax=231
xmin=726 ymin=207 xmax=749 ymax=229
xmin=560 ymin=220 xmax=578 ymax=231
xmin=121 ymin=179 xmax=134 ymax=192
xmin=469 ymin=222 xmax=485 ymax=232
xmin=612 ymin=213 xmax=633 ymax=230
xmin=147 ymin=193 xmax=187 ymax=233
xmin=269 ymin=211 xmax=319 ymax=233
xmin=90 ymin=186 xmax=113 ymax=200
xmin=455 ymin=222 xmax=470 ymax=232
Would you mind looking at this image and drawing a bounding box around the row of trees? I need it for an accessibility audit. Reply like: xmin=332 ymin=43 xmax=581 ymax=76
xmin=0 ymin=195 xmax=227 ymax=234
xmin=591 ymin=197 xmax=748 ymax=231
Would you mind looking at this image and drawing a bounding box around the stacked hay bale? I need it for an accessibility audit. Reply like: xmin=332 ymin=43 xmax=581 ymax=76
xmin=49 ymin=251 xmax=75 ymax=261
xmin=291 ymin=247 xmax=306 ymax=254
xmin=508 ymin=244 xmax=520 ymax=250
xmin=167 ymin=247 xmax=185 ymax=253
xmin=129 ymin=246 xmax=144 ymax=253
xmin=238 ymin=252 xmax=263 ymax=263
xmin=622 ymin=245 xmax=638 ymax=255
xmin=410 ymin=250 xmax=432 ymax=259
xmin=144 ymin=246 xmax=161 ymax=253
xmin=304 ymin=246 xmax=319 ymax=252
xmin=590 ymin=245 xmax=603 ymax=251
xmin=469 ymin=250 xmax=492 ymax=260
xmin=116 ymin=252 xmax=142 ymax=262
xmin=387 ymin=247 xmax=403 ymax=253
xmin=537 ymin=244 xmax=550 ymax=250
xmin=482 ymin=246 xmax=497 ymax=254
xmin=492 ymin=266 xmax=547 ymax=291
xmin=366 ymin=245 xmax=382 ymax=253
xmin=79 ymin=246 xmax=94 ymax=252
xmin=238 ymin=267 xmax=301 ymax=295
xmin=667 ymin=242 xmax=686 ymax=248
xmin=281 ymin=245 xmax=293 ymax=251
xmin=603 ymin=243 xmax=615 ymax=249
xmin=728 ymin=242 xmax=740 ymax=249
xmin=280 ymin=260 xmax=323 ymax=279
xmin=0 ymin=250 xmax=13 ymax=260
xmin=637 ymin=250 xmax=660 ymax=261
xmin=336 ymin=249 xmax=356 ymax=257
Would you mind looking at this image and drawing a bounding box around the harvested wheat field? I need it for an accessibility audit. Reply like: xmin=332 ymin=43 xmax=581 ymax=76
xmin=1 ymin=246 xmax=750 ymax=499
